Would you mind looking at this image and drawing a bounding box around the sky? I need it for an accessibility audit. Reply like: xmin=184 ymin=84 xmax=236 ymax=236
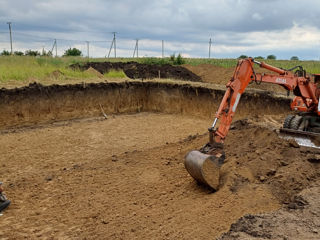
xmin=0 ymin=0 xmax=320 ymax=59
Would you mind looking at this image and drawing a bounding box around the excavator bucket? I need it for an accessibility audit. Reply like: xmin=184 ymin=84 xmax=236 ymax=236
xmin=184 ymin=143 xmax=225 ymax=190
xmin=184 ymin=151 xmax=223 ymax=189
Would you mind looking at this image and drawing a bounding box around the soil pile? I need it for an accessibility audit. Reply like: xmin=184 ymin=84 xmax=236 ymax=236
xmin=70 ymin=61 xmax=201 ymax=82
xmin=85 ymin=67 xmax=104 ymax=78
xmin=219 ymin=183 xmax=320 ymax=240
xmin=184 ymin=64 xmax=288 ymax=94
xmin=223 ymin=122 xmax=320 ymax=203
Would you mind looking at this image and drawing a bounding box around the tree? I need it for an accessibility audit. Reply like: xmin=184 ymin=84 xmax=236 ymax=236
xmin=254 ymin=56 xmax=264 ymax=59
xmin=238 ymin=55 xmax=248 ymax=59
xmin=169 ymin=53 xmax=185 ymax=65
xmin=175 ymin=53 xmax=185 ymax=65
xmin=267 ymin=54 xmax=276 ymax=60
xmin=14 ymin=51 xmax=24 ymax=56
xmin=63 ymin=48 xmax=82 ymax=56
xmin=0 ymin=50 xmax=10 ymax=56
xmin=25 ymin=49 xmax=40 ymax=56
xmin=41 ymin=49 xmax=52 ymax=56
xmin=290 ymin=56 xmax=299 ymax=61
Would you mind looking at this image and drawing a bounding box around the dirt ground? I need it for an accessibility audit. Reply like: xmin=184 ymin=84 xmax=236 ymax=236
xmin=0 ymin=62 xmax=319 ymax=239
xmin=183 ymin=64 xmax=288 ymax=94
xmin=1 ymin=111 xmax=319 ymax=239
xmin=220 ymin=183 xmax=320 ymax=240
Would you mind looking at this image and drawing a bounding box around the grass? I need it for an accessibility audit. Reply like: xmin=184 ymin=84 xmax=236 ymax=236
xmin=104 ymin=70 xmax=127 ymax=78
xmin=1 ymin=56 xmax=320 ymax=84
xmin=0 ymin=56 xmax=98 ymax=82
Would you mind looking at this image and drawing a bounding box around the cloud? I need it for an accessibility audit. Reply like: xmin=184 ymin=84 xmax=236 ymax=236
xmin=0 ymin=0 xmax=320 ymax=59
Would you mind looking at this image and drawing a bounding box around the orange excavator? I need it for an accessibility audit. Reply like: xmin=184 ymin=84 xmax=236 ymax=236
xmin=185 ymin=57 xmax=320 ymax=190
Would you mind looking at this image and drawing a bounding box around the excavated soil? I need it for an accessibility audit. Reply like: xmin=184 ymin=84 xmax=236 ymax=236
xmin=220 ymin=183 xmax=320 ymax=240
xmin=70 ymin=62 xmax=201 ymax=82
xmin=0 ymin=80 xmax=319 ymax=239
xmin=184 ymin=64 xmax=289 ymax=94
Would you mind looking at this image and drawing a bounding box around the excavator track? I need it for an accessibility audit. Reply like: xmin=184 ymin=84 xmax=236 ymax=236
xmin=280 ymin=114 xmax=320 ymax=149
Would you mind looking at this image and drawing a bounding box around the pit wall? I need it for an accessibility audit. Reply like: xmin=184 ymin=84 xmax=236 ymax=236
xmin=0 ymin=81 xmax=291 ymax=130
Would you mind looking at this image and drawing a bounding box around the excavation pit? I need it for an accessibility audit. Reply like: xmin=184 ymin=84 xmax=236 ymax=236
xmin=0 ymin=80 xmax=319 ymax=239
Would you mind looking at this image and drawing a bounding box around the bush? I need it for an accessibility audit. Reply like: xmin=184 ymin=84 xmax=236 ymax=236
xmin=170 ymin=54 xmax=176 ymax=62
xmin=25 ymin=49 xmax=40 ymax=56
xmin=290 ymin=56 xmax=299 ymax=61
xmin=64 ymin=48 xmax=82 ymax=57
xmin=14 ymin=51 xmax=24 ymax=56
xmin=1 ymin=50 xmax=10 ymax=56
xmin=169 ymin=53 xmax=185 ymax=65
xmin=267 ymin=54 xmax=276 ymax=60
xmin=41 ymin=49 xmax=52 ymax=57
xmin=174 ymin=53 xmax=185 ymax=65
xmin=238 ymin=55 xmax=248 ymax=59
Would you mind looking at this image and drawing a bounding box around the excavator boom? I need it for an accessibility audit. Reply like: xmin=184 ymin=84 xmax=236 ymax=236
xmin=185 ymin=58 xmax=320 ymax=190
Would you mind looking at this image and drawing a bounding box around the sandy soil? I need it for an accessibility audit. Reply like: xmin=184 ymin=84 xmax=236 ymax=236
xmin=0 ymin=63 xmax=318 ymax=239
xmin=220 ymin=183 xmax=320 ymax=240
xmin=184 ymin=64 xmax=288 ymax=94
xmin=1 ymin=111 xmax=319 ymax=239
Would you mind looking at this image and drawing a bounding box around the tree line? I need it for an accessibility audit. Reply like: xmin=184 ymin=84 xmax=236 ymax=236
xmin=0 ymin=48 xmax=82 ymax=57
xmin=238 ymin=54 xmax=300 ymax=61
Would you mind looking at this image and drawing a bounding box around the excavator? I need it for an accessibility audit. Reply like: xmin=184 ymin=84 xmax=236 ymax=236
xmin=185 ymin=57 xmax=320 ymax=190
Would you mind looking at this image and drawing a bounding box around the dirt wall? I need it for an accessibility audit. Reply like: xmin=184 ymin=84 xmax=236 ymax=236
xmin=0 ymin=81 xmax=291 ymax=129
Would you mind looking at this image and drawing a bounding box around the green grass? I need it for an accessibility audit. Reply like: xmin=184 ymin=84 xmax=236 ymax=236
xmin=1 ymin=55 xmax=320 ymax=83
xmin=0 ymin=56 xmax=105 ymax=82
xmin=104 ymin=70 xmax=127 ymax=78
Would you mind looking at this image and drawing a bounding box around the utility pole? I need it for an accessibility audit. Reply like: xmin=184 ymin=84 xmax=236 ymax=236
xmin=107 ymin=32 xmax=117 ymax=58
xmin=86 ymin=41 xmax=90 ymax=58
xmin=209 ymin=38 xmax=212 ymax=58
xmin=51 ymin=39 xmax=57 ymax=57
xmin=133 ymin=39 xmax=139 ymax=58
xmin=162 ymin=40 xmax=164 ymax=58
xmin=7 ymin=22 xmax=13 ymax=55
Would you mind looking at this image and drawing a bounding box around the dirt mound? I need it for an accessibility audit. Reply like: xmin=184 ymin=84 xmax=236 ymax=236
xmin=184 ymin=64 xmax=288 ymax=94
xmin=70 ymin=61 xmax=201 ymax=82
xmin=85 ymin=67 xmax=104 ymax=78
xmin=219 ymin=183 xmax=320 ymax=240
xmin=183 ymin=64 xmax=232 ymax=85
xmin=223 ymin=125 xmax=320 ymax=202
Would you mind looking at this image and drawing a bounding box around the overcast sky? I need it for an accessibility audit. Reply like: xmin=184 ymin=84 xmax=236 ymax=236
xmin=1 ymin=0 xmax=320 ymax=59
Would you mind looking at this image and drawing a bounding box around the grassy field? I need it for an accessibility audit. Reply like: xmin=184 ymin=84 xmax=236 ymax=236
xmin=1 ymin=56 xmax=320 ymax=84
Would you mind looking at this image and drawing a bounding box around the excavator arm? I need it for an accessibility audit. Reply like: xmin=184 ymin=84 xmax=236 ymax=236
xmin=209 ymin=57 xmax=319 ymax=144
xmin=185 ymin=57 xmax=319 ymax=190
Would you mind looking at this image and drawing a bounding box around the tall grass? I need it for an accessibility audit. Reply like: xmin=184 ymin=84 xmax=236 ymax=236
xmin=1 ymin=56 xmax=320 ymax=83
xmin=0 ymin=56 xmax=97 ymax=82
